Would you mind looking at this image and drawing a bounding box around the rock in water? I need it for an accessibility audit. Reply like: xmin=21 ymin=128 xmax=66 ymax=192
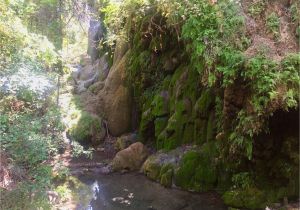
xmin=112 ymin=142 xmax=149 ymax=171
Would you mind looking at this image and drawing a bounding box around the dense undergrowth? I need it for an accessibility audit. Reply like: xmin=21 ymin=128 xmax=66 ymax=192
xmin=0 ymin=0 xmax=92 ymax=208
xmin=100 ymin=0 xmax=299 ymax=208
xmin=0 ymin=1 xmax=64 ymax=208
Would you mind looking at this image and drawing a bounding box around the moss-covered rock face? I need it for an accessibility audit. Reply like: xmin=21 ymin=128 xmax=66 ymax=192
xmin=115 ymin=2 xmax=300 ymax=208
xmin=142 ymin=156 xmax=162 ymax=180
xmin=222 ymin=188 xmax=267 ymax=209
xmin=142 ymin=147 xmax=187 ymax=187
xmin=68 ymin=112 xmax=105 ymax=144
xmin=160 ymin=167 xmax=173 ymax=187
xmin=174 ymin=142 xmax=218 ymax=192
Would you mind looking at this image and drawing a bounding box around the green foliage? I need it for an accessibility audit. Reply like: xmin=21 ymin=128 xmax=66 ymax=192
xmin=101 ymin=1 xmax=299 ymax=208
xmin=266 ymin=12 xmax=280 ymax=38
xmin=231 ymin=172 xmax=253 ymax=189
xmin=290 ymin=2 xmax=300 ymax=23
xmin=248 ymin=0 xmax=266 ymax=16
xmin=0 ymin=94 xmax=65 ymax=208
xmin=227 ymin=53 xmax=300 ymax=160
xmin=68 ymin=111 xmax=102 ymax=143
xmin=0 ymin=0 xmax=59 ymax=70
xmin=217 ymin=49 xmax=245 ymax=87
xmin=179 ymin=0 xmax=245 ymax=80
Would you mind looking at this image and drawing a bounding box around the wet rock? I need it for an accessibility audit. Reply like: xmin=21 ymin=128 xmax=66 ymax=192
xmin=112 ymin=142 xmax=149 ymax=171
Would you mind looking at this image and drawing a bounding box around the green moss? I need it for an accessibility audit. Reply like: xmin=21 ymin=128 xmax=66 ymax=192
xmin=266 ymin=12 xmax=280 ymax=38
xmin=183 ymin=123 xmax=194 ymax=144
xmin=182 ymin=68 xmax=201 ymax=104
xmin=174 ymin=151 xmax=200 ymax=189
xmin=193 ymin=142 xmax=218 ymax=191
xmin=170 ymin=65 xmax=186 ymax=88
xmin=139 ymin=109 xmax=154 ymax=142
xmin=222 ymin=188 xmax=267 ymax=209
xmin=175 ymin=142 xmax=218 ymax=191
xmin=151 ymin=93 xmax=169 ymax=117
xmin=248 ymin=0 xmax=266 ymax=16
xmin=159 ymin=164 xmax=173 ymax=176
xmin=154 ymin=117 xmax=168 ymax=138
xmin=160 ymin=101 xmax=188 ymax=150
xmin=206 ymin=111 xmax=216 ymax=142
xmin=194 ymin=119 xmax=207 ymax=145
xmin=162 ymin=76 xmax=171 ymax=90
xmin=194 ymin=89 xmax=214 ymax=118
xmin=160 ymin=169 xmax=173 ymax=187
xmin=143 ymin=156 xmax=162 ymax=180
xmin=69 ymin=112 xmax=102 ymax=143
xmin=156 ymin=130 xmax=166 ymax=149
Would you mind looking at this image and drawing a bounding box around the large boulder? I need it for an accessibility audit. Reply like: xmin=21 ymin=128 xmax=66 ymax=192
xmin=112 ymin=142 xmax=149 ymax=171
xmin=142 ymin=147 xmax=186 ymax=187
xmin=98 ymin=39 xmax=132 ymax=136
xmin=68 ymin=112 xmax=106 ymax=145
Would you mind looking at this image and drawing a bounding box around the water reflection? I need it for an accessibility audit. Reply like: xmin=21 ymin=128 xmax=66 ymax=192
xmin=71 ymin=173 xmax=226 ymax=210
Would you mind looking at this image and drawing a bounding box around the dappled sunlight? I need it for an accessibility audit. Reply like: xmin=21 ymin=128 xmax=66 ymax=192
xmin=1 ymin=0 xmax=299 ymax=209
xmin=0 ymin=64 xmax=55 ymax=100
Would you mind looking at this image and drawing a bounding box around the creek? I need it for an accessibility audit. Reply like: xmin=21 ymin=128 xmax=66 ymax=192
xmin=64 ymin=172 xmax=226 ymax=210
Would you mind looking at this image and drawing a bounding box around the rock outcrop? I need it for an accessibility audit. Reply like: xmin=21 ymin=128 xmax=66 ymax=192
xmin=112 ymin=142 xmax=149 ymax=171
xmin=98 ymin=39 xmax=132 ymax=136
xmin=72 ymin=55 xmax=109 ymax=94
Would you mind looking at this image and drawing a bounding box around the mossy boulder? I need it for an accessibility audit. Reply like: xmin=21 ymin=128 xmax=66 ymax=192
xmin=160 ymin=168 xmax=173 ymax=187
xmin=174 ymin=142 xmax=218 ymax=191
xmin=142 ymin=155 xmax=162 ymax=180
xmin=142 ymin=147 xmax=187 ymax=186
xmin=68 ymin=112 xmax=105 ymax=144
xmin=174 ymin=151 xmax=201 ymax=189
xmin=222 ymin=188 xmax=267 ymax=209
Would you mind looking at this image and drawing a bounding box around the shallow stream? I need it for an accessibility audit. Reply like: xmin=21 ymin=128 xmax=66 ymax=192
xmin=69 ymin=173 xmax=226 ymax=210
